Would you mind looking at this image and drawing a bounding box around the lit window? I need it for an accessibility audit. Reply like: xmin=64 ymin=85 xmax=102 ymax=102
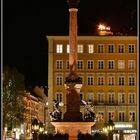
xmin=108 ymin=45 xmax=114 ymax=53
xmin=98 ymin=60 xmax=104 ymax=69
xmin=56 ymin=76 xmax=63 ymax=85
xmin=67 ymin=44 xmax=70 ymax=53
xmin=108 ymin=76 xmax=115 ymax=86
xmin=98 ymin=93 xmax=104 ymax=103
xmin=118 ymin=76 xmax=125 ymax=85
xmin=87 ymin=92 xmax=93 ymax=101
xmin=129 ymin=112 xmax=135 ymax=122
xmin=108 ymin=112 xmax=115 ymax=121
xmin=56 ymin=60 xmax=63 ymax=69
xmin=97 ymin=44 xmax=104 ymax=53
xmin=97 ymin=76 xmax=104 ymax=85
xmin=108 ymin=60 xmax=114 ymax=69
xmin=77 ymin=60 xmax=83 ymax=69
xmin=128 ymin=44 xmax=135 ymax=53
xmin=119 ymin=112 xmax=125 ymax=122
xmin=118 ymin=60 xmax=125 ymax=69
xmin=56 ymin=44 xmax=63 ymax=53
xmin=128 ymin=76 xmax=135 ymax=86
xmin=108 ymin=93 xmax=114 ymax=104
xmin=98 ymin=112 xmax=104 ymax=121
xmin=118 ymin=44 xmax=125 ymax=53
xmin=88 ymin=44 xmax=94 ymax=53
xmin=87 ymin=76 xmax=94 ymax=85
xmin=56 ymin=92 xmax=62 ymax=102
xmin=128 ymin=60 xmax=135 ymax=70
xmin=119 ymin=92 xmax=125 ymax=104
xmin=77 ymin=44 xmax=83 ymax=53
xmin=87 ymin=60 xmax=94 ymax=69
xmin=129 ymin=92 xmax=135 ymax=104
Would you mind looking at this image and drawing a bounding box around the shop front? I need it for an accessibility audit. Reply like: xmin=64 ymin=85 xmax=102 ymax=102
xmin=123 ymin=130 xmax=137 ymax=140
xmin=113 ymin=122 xmax=137 ymax=140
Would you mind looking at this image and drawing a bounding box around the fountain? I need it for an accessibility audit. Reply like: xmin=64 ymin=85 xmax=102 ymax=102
xmin=51 ymin=1 xmax=95 ymax=139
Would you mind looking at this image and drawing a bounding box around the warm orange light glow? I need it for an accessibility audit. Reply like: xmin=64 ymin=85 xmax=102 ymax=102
xmin=98 ymin=24 xmax=111 ymax=31
xmin=106 ymin=27 xmax=111 ymax=30
xmin=98 ymin=24 xmax=106 ymax=30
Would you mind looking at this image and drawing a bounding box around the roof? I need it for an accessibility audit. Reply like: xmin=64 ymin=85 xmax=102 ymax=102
xmin=47 ymin=36 xmax=138 ymax=41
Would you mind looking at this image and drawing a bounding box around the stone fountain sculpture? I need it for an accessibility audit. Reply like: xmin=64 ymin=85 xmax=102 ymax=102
xmin=51 ymin=0 xmax=95 ymax=139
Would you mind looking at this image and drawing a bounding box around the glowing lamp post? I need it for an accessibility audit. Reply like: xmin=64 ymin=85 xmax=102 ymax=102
xmin=32 ymin=119 xmax=44 ymax=140
xmin=39 ymin=123 xmax=44 ymax=134
xmin=103 ymin=119 xmax=115 ymax=140
xmin=32 ymin=119 xmax=39 ymax=140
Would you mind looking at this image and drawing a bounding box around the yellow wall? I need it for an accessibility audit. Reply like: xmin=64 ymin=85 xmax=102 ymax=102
xmin=47 ymin=36 xmax=138 ymax=130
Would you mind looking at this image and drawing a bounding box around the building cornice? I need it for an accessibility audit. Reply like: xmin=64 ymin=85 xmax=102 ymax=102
xmin=47 ymin=36 xmax=137 ymax=41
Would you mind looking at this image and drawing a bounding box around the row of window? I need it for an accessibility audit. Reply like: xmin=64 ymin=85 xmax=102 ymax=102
xmin=55 ymin=93 xmax=136 ymax=122
xmin=56 ymin=60 xmax=136 ymax=70
xmin=95 ymin=112 xmax=136 ymax=122
xmin=55 ymin=92 xmax=136 ymax=104
xmin=96 ymin=112 xmax=136 ymax=122
xmin=56 ymin=75 xmax=136 ymax=86
xmin=56 ymin=44 xmax=136 ymax=53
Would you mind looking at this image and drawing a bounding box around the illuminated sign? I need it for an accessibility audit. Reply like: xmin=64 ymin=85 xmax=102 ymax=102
xmin=123 ymin=130 xmax=137 ymax=133
xmin=115 ymin=124 xmax=132 ymax=128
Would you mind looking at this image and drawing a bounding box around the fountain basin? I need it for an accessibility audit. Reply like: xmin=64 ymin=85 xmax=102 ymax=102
xmin=52 ymin=121 xmax=95 ymax=140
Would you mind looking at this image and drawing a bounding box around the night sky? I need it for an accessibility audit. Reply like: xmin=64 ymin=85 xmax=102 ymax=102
xmin=3 ymin=0 xmax=137 ymax=87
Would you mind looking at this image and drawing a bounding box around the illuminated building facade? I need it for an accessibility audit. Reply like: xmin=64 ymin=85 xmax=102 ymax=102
xmin=23 ymin=92 xmax=46 ymax=138
xmin=47 ymin=36 xmax=138 ymax=140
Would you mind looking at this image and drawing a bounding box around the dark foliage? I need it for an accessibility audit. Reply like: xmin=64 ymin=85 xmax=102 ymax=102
xmin=38 ymin=133 xmax=69 ymax=140
xmin=78 ymin=132 xmax=107 ymax=140
xmin=3 ymin=66 xmax=25 ymax=129
xmin=78 ymin=132 xmax=93 ymax=140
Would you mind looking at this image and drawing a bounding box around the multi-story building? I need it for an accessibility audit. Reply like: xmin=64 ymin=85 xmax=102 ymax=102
xmin=24 ymin=93 xmax=44 ymax=127
xmin=47 ymin=36 xmax=138 ymax=140
xmin=23 ymin=91 xmax=48 ymax=139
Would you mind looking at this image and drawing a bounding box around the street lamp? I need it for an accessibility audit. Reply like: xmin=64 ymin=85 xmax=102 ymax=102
xmin=32 ymin=119 xmax=39 ymax=140
xmin=103 ymin=119 xmax=115 ymax=140
xmin=32 ymin=119 xmax=45 ymax=140
xmin=38 ymin=122 xmax=44 ymax=134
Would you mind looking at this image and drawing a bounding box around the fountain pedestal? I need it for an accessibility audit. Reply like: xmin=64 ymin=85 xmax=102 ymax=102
xmin=51 ymin=1 xmax=95 ymax=139
xmin=63 ymin=83 xmax=83 ymax=121
xmin=52 ymin=122 xmax=95 ymax=140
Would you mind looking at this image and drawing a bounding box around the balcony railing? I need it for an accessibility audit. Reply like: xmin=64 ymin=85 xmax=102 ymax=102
xmin=81 ymin=100 xmax=137 ymax=106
